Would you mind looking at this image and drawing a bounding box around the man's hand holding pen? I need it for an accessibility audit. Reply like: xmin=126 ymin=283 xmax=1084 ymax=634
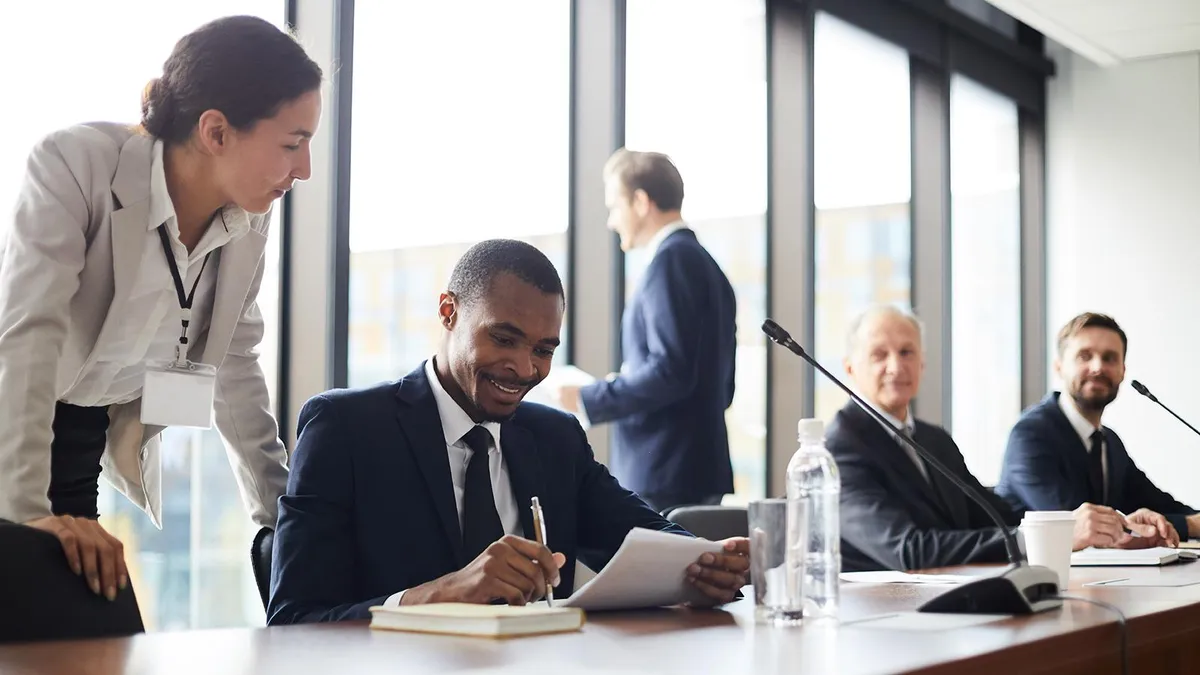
xmin=400 ymin=532 xmax=752 ymax=608
xmin=400 ymin=535 xmax=565 ymax=606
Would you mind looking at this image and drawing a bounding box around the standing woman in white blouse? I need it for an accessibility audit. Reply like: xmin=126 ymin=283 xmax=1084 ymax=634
xmin=0 ymin=16 xmax=322 ymax=602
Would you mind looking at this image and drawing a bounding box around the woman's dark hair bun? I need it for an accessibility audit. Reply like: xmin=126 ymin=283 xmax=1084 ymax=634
xmin=140 ymin=77 xmax=176 ymax=138
xmin=139 ymin=16 xmax=322 ymax=144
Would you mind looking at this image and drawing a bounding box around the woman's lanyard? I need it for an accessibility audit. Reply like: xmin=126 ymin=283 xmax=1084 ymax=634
xmin=156 ymin=224 xmax=212 ymax=367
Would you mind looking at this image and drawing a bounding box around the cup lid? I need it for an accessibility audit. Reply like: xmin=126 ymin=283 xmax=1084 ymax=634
xmin=1021 ymin=510 xmax=1075 ymax=523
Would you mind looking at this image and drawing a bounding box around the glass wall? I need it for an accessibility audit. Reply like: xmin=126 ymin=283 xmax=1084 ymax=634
xmin=623 ymin=0 xmax=769 ymax=502
xmin=949 ymin=74 xmax=1022 ymax=485
xmin=812 ymin=13 xmax=913 ymax=422
xmin=0 ymin=0 xmax=1047 ymax=631
xmin=0 ymin=1 xmax=285 ymax=629
xmin=347 ymin=1 xmax=571 ymax=387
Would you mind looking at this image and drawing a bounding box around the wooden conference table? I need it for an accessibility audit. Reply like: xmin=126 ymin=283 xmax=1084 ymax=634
xmin=3 ymin=564 xmax=1200 ymax=675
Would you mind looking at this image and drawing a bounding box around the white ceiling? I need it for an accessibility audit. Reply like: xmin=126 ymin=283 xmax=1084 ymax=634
xmin=985 ymin=0 xmax=1200 ymax=65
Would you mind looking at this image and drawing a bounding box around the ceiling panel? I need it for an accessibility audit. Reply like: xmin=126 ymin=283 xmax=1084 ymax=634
xmin=986 ymin=0 xmax=1200 ymax=65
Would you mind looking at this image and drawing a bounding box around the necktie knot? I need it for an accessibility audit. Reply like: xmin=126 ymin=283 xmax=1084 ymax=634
xmin=462 ymin=426 xmax=492 ymax=457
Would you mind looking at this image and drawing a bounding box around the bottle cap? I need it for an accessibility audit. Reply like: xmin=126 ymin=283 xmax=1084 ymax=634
xmin=797 ymin=418 xmax=824 ymax=443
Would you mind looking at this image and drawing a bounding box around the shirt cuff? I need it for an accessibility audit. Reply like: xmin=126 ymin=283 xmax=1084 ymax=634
xmin=384 ymin=590 xmax=407 ymax=608
xmin=574 ymin=393 xmax=592 ymax=431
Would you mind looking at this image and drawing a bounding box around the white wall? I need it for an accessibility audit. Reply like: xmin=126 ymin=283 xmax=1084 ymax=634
xmin=1046 ymin=44 xmax=1200 ymax=508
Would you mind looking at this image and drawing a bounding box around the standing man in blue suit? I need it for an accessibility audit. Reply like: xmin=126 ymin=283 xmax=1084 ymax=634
xmin=996 ymin=312 xmax=1193 ymax=541
xmin=555 ymin=149 xmax=737 ymax=513
xmin=267 ymin=240 xmax=749 ymax=624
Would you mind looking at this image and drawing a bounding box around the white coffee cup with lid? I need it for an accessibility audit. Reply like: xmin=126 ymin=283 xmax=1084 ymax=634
xmin=1020 ymin=511 xmax=1075 ymax=586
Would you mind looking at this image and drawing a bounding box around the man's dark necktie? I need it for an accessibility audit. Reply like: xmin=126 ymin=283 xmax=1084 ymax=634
xmin=1087 ymin=430 xmax=1106 ymax=504
xmin=461 ymin=426 xmax=504 ymax=562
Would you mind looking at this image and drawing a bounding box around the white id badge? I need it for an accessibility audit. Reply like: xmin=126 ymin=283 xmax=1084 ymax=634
xmin=140 ymin=361 xmax=217 ymax=429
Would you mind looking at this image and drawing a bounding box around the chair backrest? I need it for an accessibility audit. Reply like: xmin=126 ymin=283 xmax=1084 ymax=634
xmin=0 ymin=521 xmax=144 ymax=644
xmin=664 ymin=505 xmax=749 ymax=541
xmin=251 ymin=527 xmax=273 ymax=611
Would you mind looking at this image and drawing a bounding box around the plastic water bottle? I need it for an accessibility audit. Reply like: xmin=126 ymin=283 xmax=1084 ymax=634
xmin=786 ymin=418 xmax=841 ymax=620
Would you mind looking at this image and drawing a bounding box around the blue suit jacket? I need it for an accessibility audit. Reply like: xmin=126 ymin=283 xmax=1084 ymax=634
xmin=996 ymin=392 xmax=1197 ymax=536
xmin=580 ymin=228 xmax=736 ymax=502
xmin=267 ymin=363 xmax=686 ymax=625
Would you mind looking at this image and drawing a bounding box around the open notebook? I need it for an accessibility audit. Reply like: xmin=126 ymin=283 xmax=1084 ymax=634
xmin=1071 ymin=546 xmax=1199 ymax=566
xmin=369 ymin=603 xmax=584 ymax=638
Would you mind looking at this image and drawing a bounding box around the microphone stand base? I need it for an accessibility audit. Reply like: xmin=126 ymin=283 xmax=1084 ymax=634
xmin=917 ymin=564 xmax=1062 ymax=614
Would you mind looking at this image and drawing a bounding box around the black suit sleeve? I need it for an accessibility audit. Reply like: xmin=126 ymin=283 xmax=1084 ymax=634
xmin=571 ymin=421 xmax=689 ymax=555
xmin=838 ymin=450 xmax=1011 ymax=571
xmin=267 ymin=396 xmax=391 ymax=624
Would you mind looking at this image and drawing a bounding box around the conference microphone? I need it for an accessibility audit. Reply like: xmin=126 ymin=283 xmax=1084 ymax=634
xmin=761 ymin=318 xmax=1062 ymax=615
xmin=1131 ymin=380 xmax=1200 ymax=438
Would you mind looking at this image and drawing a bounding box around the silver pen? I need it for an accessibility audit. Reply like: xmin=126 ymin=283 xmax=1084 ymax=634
xmin=530 ymin=496 xmax=555 ymax=606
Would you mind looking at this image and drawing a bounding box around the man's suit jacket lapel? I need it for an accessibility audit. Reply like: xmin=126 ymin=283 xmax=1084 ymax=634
xmin=1045 ymin=394 xmax=1096 ymax=502
xmin=499 ymin=420 xmax=545 ymax=540
xmin=395 ymin=369 xmax=464 ymax=564
xmin=912 ymin=425 xmax=968 ymax=529
xmin=844 ymin=403 xmax=956 ymax=523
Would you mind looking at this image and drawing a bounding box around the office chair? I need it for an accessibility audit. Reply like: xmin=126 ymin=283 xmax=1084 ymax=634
xmin=0 ymin=520 xmax=144 ymax=643
xmin=251 ymin=527 xmax=273 ymax=610
xmin=664 ymin=505 xmax=749 ymax=541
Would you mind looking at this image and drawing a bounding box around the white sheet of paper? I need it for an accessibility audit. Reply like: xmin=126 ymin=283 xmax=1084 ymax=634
xmin=839 ymin=571 xmax=975 ymax=585
xmin=524 ymin=365 xmax=598 ymax=416
xmin=573 ymin=559 xmax=598 ymax=591
xmin=558 ymin=528 xmax=722 ymax=611
xmin=844 ymin=612 xmax=1010 ymax=630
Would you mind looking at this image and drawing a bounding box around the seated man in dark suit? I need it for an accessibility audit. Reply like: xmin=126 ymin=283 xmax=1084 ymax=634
xmin=996 ymin=312 xmax=1194 ymax=541
xmin=267 ymin=240 xmax=749 ymax=624
xmin=829 ymin=306 xmax=1171 ymax=573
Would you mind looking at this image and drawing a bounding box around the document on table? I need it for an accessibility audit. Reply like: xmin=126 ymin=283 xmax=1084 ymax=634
xmin=524 ymin=365 xmax=598 ymax=424
xmin=839 ymin=571 xmax=975 ymax=585
xmin=557 ymin=528 xmax=722 ymax=611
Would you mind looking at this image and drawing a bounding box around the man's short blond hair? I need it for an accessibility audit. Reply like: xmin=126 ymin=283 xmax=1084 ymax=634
xmin=603 ymin=148 xmax=685 ymax=211
xmin=846 ymin=305 xmax=926 ymax=358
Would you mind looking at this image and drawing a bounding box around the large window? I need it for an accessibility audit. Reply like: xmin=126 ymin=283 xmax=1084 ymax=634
xmin=624 ymin=0 xmax=768 ymax=502
xmin=813 ymin=13 xmax=913 ymax=422
xmin=0 ymin=1 xmax=285 ymax=629
xmin=347 ymin=1 xmax=570 ymax=387
xmin=950 ymin=75 xmax=1021 ymax=484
